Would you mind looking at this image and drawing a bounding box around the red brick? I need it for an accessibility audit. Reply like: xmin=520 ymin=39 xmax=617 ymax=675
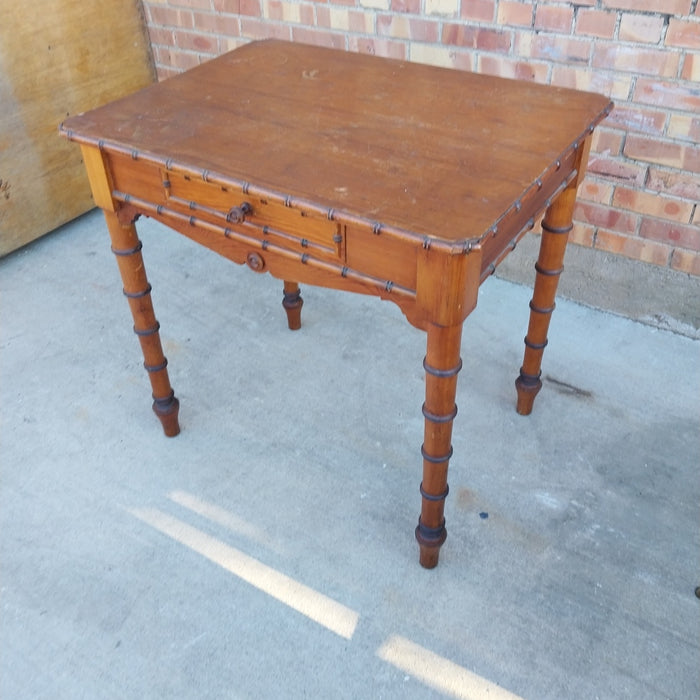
xmin=591 ymin=128 xmax=624 ymax=156
xmin=266 ymin=0 xmax=284 ymax=21
xmin=531 ymin=35 xmax=591 ymax=64
xmin=171 ymin=50 xmax=203 ymax=71
xmin=409 ymin=18 xmax=441 ymax=42
xmin=391 ymin=0 xmax=421 ymax=12
xmin=496 ymin=1 xmax=533 ymax=27
xmin=291 ymin=26 xmax=345 ymax=48
xmin=314 ymin=4 xmax=329 ymax=24
xmin=550 ymin=66 xmax=631 ymax=101
xmin=569 ymin=221 xmax=596 ymax=247
xmin=239 ymin=0 xmax=262 ymax=17
xmin=318 ymin=6 xmax=365 ymax=30
xmin=213 ymin=0 xmax=240 ymax=12
xmin=612 ymin=187 xmax=694 ymax=223
xmin=618 ymin=13 xmax=664 ymax=44
xmin=574 ymin=201 xmax=639 ymax=234
xmin=410 ymin=44 xmax=473 ymax=71
xmin=153 ymin=45 xmax=173 ymax=66
xmin=576 ymin=9 xmax=616 ymax=39
xmin=670 ymin=249 xmax=700 ymax=275
xmin=460 ymin=0 xmax=495 ymax=22
xmin=579 ymin=179 xmax=614 ymax=205
xmin=477 ymin=55 xmax=549 ymax=82
xmin=647 ymin=168 xmax=700 ymax=201
xmin=595 ymin=229 xmax=671 ymax=266
xmin=174 ymin=30 xmax=218 ymax=54
xmin=684 ymin=146 xmax=700 ymax=174
xmin=442 ymin=25 xmax=511 ymax=53
xmin=668 ymin=114 xmax=700 ymax=143
xmin=377 ymin=15 xmax=439 ymax=42
xmin=639 ymin=217 xmax=700 ymax=250
xmin=476 ymin=29 xmax=512 ymax=52
xmin=193 ymin=11 xmax=240 ymax=34
xmin=440 ymin=22 xmax=473 ymax=47
xmin=666 ymin=18 xmax=700 ymax=49
xmin=148 ymin=27 xmax=176 ymax=47
xmin=534 ymin=5 xmax=574 ymax=33
xmin=349 ymin=37 xmax=407 ymax=59
xmin=149 ymin=5 xmax=194 ymax=29
xmin=625 ymin=135 xmax=700 ymax=173
xmin=593 ymin=44 xmax=680 ymax=78
xmin=192 ymin=11 xmax=219 ymax=31
xmin=242 ymin=17 xmax=292 ymax=40
xmin=634 ymin=78 xmax=700 ymax=112
xmin=588 ymin=155 xmax=647 ymax=186
xmin=624 ymin=135 xmax=683 ymax=169
xmin=304 ymin=3 xmax=320 ymax=26
xmin=601 ymin=0 xmax=691 ymax=13
xmin=604 ymin=104 xmax=666 ymax=136
xmin=682 ymin=53 xmax=700 ymax=81
xmin=169 ymin=0 xmax=213 ymax=9
xmin=348 ymin=10 xmax=374 ymax=33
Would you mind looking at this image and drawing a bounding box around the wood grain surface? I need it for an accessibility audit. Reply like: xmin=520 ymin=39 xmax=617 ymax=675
xmin=0 ymin=0 xmax=154 ymax=255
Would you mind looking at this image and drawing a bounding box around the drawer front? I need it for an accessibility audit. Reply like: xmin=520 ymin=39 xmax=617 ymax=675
xmin=163 ymin=169 xmax=344 ymax=262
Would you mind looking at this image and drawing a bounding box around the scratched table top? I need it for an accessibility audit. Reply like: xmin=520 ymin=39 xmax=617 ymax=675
xmin=63 ymin=39 xmax=611 ymax=243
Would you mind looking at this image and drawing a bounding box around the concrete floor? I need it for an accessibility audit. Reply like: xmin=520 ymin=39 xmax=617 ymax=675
xmin=1 ymin=210 xmax=699 ymax=699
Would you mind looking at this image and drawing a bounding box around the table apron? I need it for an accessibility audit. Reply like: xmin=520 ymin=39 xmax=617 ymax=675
xmin=113 ymin=190 xmax=430 ymax=327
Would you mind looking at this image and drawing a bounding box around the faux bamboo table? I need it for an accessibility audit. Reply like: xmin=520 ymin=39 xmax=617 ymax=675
xmin=60 ymin=39 xmax=612 ymax=568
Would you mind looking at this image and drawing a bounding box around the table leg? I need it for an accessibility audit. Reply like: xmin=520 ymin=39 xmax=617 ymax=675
xmin=282 ymin=281 xmax=303 ymax=330
xmin=515 ymin=183 xmax=577 ymax=416
xmin=104 ymin=210 xmax=180 ymax=437
xmin=416 ymin=322 xmax=462 ymax=569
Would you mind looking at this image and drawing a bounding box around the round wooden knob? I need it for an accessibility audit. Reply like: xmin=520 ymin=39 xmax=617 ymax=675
xmin=246 ymin=251 xmax=265 ymax=272
xmin=227 ymin=202 xmax=252 ymax=223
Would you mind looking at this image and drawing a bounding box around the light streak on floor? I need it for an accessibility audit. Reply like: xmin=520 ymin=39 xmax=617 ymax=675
xmin=130 ymin=504 xmax=527 ymax=698
xmin=377 ymin=634 xmax=525 ymax=700
xmin=168 ymin=490 xmax=279 ymax=552
xmin=129 ymin=507 xmax=359 ymax=640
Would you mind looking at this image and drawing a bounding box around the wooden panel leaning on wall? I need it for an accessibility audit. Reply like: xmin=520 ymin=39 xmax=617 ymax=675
xmin=0 ymin=0 xmax=155 ymax=256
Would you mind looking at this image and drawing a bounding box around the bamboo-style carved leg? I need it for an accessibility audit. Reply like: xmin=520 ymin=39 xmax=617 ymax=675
xmin=282 ymin=281 xmax=303 ymax=330
xmin=416 ymin=322 xmax=463 ymax=569
xmin=515 ymin=183 xmax=577 ymax=416
xmin=104 ymin=210 xmax=180 ymax=436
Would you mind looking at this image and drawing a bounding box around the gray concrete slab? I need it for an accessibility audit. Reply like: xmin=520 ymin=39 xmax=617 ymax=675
xmin=2 ymin=210 xmax=699 ymax=700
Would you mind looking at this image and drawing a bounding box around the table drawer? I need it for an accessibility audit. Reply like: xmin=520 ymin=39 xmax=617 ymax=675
xmin=162 ymin=169 xmax=344 ymax=262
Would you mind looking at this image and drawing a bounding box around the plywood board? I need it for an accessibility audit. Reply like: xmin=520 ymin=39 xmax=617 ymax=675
xmin=0 ymin=0 xmax=155 ymax=255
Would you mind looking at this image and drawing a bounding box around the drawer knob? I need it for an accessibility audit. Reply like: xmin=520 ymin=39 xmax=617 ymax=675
xmin=227 ymin=201 xmax=252 ymax=223
xmin=246 ymin=251 xmax=265 ymax=272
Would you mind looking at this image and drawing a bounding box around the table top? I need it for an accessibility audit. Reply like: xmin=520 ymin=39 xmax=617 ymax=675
xmin=62 ymin=39 xmax=612 ymax=245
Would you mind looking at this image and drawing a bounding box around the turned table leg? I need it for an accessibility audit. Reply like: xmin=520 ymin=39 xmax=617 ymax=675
xmin=282 ymin=281 xmax=303 ymax=330
xmin=515 ymin=182 xmax=578 ymax=416
xmin=416 ymin=322 xmax=463 ymax=569
xmin=104 ymin=210 xmax=180 ymax=436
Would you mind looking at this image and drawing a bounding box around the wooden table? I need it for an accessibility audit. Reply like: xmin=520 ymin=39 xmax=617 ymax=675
xmin=60 ymin=40 xmax=612 ymax=568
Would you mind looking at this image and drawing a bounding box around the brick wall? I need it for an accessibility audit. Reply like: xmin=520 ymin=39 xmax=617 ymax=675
xmin=143 ymin=0 xmax=700 ymax=276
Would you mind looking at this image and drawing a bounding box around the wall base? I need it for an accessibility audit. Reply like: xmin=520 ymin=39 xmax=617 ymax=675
xmin=497 ymin=236 xmax=700 ymax=340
